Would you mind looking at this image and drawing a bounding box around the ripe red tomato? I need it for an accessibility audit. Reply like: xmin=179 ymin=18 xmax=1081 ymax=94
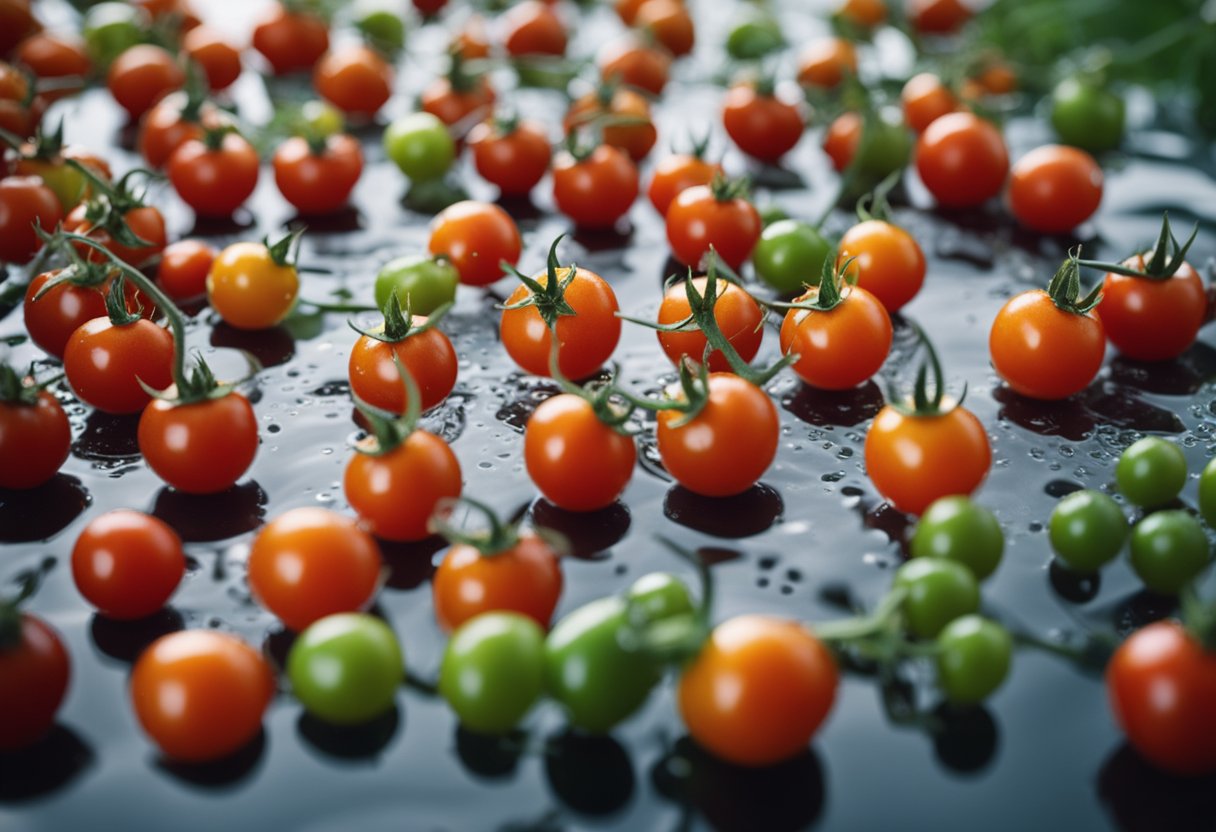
xmin=647 ymin=152 xmax=723 ymax=216
xmin=157 ymin=239 xmax=216 ymax=300
xmin=915 ymin=112 xmax=1009 ymax=208
xmin=468 ymin=118 xmax=551 ymax=196
xmin=679 ymin=616 xmax=837 ymax=766
xmin=598 ymin=37 xmax=670 ymax=96
xmin=0 ymin=60 xmax=44 ymax=138
xmin=64 ymin=203 xmax=167 ymax=268
xmin=1009 ymin=145 xmax=1103 ymax=234
xmin=428 ymin=201 xmax=522 ymax=286
xmin=0 ymin=384 xmax=71 ymax=489
xmin=14 ymin=33 xmax=90 ymax=97
xmin=657 ymin=373 xmax=779 ymax=497
xmin=796 ymin=37 xmax=857 ymax=89
xmin=901 ymin=73 xmax=958 ymax=134
xmin=565 ymin=87 xmax=656 ymax=162
xmin=273 ymin=134 xmax=364 ymax=215
xmin=666 ymin=183 xmax=762 ymax=270
xmin=1097 ymin=255 xmax=1206 ymax=362
xmin=421 ymin=73 xmax=495 ymax=128
xmin=838 ymin=220 xmax=926 ymax=313
xmin=452 ymin=15 xmax=490 ymax=59
xmin=635 ymin=0 xmax=695 ymax=57
xmin=137 ymin=93 xmax=229 ymax=169
xmin=552 ymin=144 xmax=639 ymax=229
xmin=503 ymin=0 xmax=567 ymax=56
xmin=130 ymin=630 xmax=274 ymax=762
xmin=107 ymin=44 xmax=184 ymax=120
xmin=432 ymin=533 xmax=563 ymax=631
xmin=780 ymin=285 xmax=892 ymax=390
xmin=823 ymin=111 xmax=862 ymax=171
xmin=0 ymin=613 xmax=70 ymax=751
xmin=722 ymin=82 xmax=804 ymax=163
xmin=71 ymin=510 xmax=184 ymax=619
xmin=314 ymin=45 xmax=393 ymax=118
xmin=0 ymin=176 xmax=62 ymax=264
xmin=989 ymin=289 xmax=1105 ymax=399
xmin=657 ymin=276 xmax=763 ymax=372
xmin=167 ymin=131 xmax=260 ymax=218
xmin=138 ymin=392 xmax=258 ymax=494
xmin=1107 ymin=621 xmax=1216 ymax=776
xmin=345 ymin=430 xmax=462 ymax=542
xmin=63 ymin=316 xmax=175 ymax=413
xmin=252 ymin=3 xmax=329 ymax=75
xmin=908 ymin=0 xmax=972 ymax=34
xmin=525 ymin=393 xmax=637 ymax=511
xmin=182 ymin=25 xmax=241 ymax=91
xmin=24 ymin=271 xmax=108 ymax=359
xmin=348 ymin=316 xmax=458 ymax=414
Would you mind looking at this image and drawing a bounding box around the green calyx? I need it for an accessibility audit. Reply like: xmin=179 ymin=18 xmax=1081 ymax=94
xmin=349 ymin=292 xmax=451 ymax=344
xmin=544 ymin=339 xmax=637 ymax=435
xmin=67 ymin=159 xmax=159 ymax=250
xmin=856 ymin=168 xmax=901 ymax=223
xmin=352 ymin=355 xmax=422 ymax=457
xmin=446 ymin=47 xmax=481 ymax=94
xmin=678 ymin=128 xmax=712 ymax=161
xmin=0 ymin=363 xmax=59 ymax=406
xmin=888 ymin=323 xmax=965 ymax=417
xmin=1076 ymin=212 xmax=1198 ymax=281
xmin=30 ymin=233 xmax=114 ymax=296
xmin=1045 ymin=249 xmax=1102 ymax=315
xmin=708 ymin=173 xmax=750 ymax=203
xmin=202 ymin=123 xmax=237 ymax=152
xmin=429 ymin=496 xmax=524 ymax=558
xmin=1181 ymin=587 xmax=1216 ymax=654
xmin=104 ymin=273 xmax=142 ymax=326
xmin=762 ymin=250 xmax=855 ymax=314
xmin=265 ymin=227 xmax=305 ymax=269
xmin=500 ymin=235 xmax=578 ymax=333
xmin=0 ymin=557 xmax=55 ymax=651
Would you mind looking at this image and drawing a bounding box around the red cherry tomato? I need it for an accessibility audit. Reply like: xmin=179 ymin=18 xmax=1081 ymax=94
xmin=0 ymin=613 xmax=70 ymax=751
xmin=468 ymin=118 xmax=551 ymax=197
xmin=64 ymin=203 xmax=167 ymax=268
xmin=252 ymin=3 xmax=329 ymax=75
xmin=780 ymin=285 xmax=893 ymax=390
xmin=14 ymin=33 xmax=90 ymax=99
xmin=635 ymin=0 xmax=695 ymax=57
xmin=901 ymin=72 xmax=959 ymax=134
xmin=348 ymin=317 xmax=458 ymax=414
xmin=313 ymin=45 xmax=393 ymax=118
xmin=23 ymin=270 xmax=112 ymax=359
xmin=137 ymin=93 xmax=229 ymax=170
xmin=666 ymin=183 xmax=762 ymax=270
xmin=1008 ymin=145 xmax=1103 ymax=234
xmin=1096 ymin=255 xmax=1207 ymax=362
xmin=138 ymin=392 xmax=258 ymax=494
xmin=598 ymin=37 xmax=671 ymax=96
xmin=167 ymin=131 xmax=260 ymax=218
xmin=432 ymin=533 xmax=563 ymax=631
xmin=344 ymin=430 xmax=463 ymax=542
xmin=428 ymin=201 xmax=522 ymax=286
xmin=107 ymin=44 xmax=184 ymax=120
xmin=502 ymin=0 xmax=567 ymax=57
xmin=273 ymin=134 xmax=364 ymax=215
xmin=796 ymin=37 xmax=857 ymax=90
xmin=989 ymin=289 xmax=1105 ymax=400
xmin=552 ymin=144 xmax=639 ymax=230
xmin=71 ymin=510 xmax=185 ymax=619
xmin=421 ymin=74 xmax=495 ymax=128
xmin=915 ymin=112 xmax=1009 ymax=208
xmin=156 ymin=239 xmax=216 ymax=300
xmin=525 ymin=393 xmax=637 ymax=511
xmin=63 ymin=316 xmax=175 ymax=414
xmin=838 ymin=220 xmax=926 ymax=313
xmin=647 ymin=152 xmax=723 ymax=216
xmin=657 ymin=276 xmax=763 ymax=373
xmin=823 ymin=111 xmax=862 ymax=171
xmin=564 ymin=87 xmax=657 ymax=163
xmin=0 ymin=384 xmax=71 ymax=490
xmin=908 ymin=0 xmax=972 ymax=34
xmin=0 ymin=176 xmax=62 ymax=265
xmin=182 ymin=25 xmax=241 ymax=91
xmin=722 ymin=82 xmax=804 ymax=163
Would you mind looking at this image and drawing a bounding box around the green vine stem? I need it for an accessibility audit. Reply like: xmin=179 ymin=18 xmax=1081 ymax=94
xmin=1076 ymin=212 xmax=1199 ymax=281
xmin=885 ymin=323 xmax=966 ymax=417
xmin=0 ymin=557 xmax=55 ymax=650
xmin=351 ymin=355 xmax=423 ymax=457
xmin=428 ymin=496 xmax=523 ymax=557
xmin=618 ymin=536 xmax=714 ymax=666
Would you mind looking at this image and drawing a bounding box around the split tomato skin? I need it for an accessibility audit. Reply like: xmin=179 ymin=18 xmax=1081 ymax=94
xmin=0 ymin=388 xmax=71 ymax=489
xmin=665 ymin=185 xmax=762 ymax=271
xmin=138 ymin=393 xmax=258 ymax=495
xmin=1096 ymin=256 xmax=1206 ymax=362
xmin=989 ymin=290 xmax=1105 ymax=400
xmin=63 ymin=317 xmax=175 ymax=414
xmin=344 ymin=431 xmax=462 ymax=542
xmin=524 ymin=393 xmax=637 ymax=512
xmin=915 ymin=112 xmax=1009 ymax=208
xmin=657 ymin=276 xmax=763 ymax=373
xmin=0 ymin=614 xmax=70 ymax=751
xmin=432 ymin=535 xmax=563 ymax=632
xmin=71 ymin=509 xmax=185 ymax=620
xmin=780 ymin=285 xmax=893 ymax=390
xmin=1008 ymin=145 xmax=1103 ymax=234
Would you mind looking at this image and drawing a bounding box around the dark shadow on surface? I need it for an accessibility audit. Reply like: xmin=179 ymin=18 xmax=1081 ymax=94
xmin=782 ymin=379 xmax=885 ymax=428
xmin=151 ymin=481 xmax=268 ymax=543
xmin=380 ymin=536 xmax=444 ymax=590
xmin=210 ymin=322 xmax=296 ymax=368
xmin=72 ymin=411 xmax=141 ymax=462
xmin=0 ymin=476 xmax=91 ymax=543
xmin=1098 ymin=743 xmax=1216 ymax=832
xmin=530 ymin=499 xmax=631 ymax=560
xmin=90 ymin=608 xmax=185 ymax=665
xmin=663 ymin=483 xmax=784 ymax=539
xmin=297 ymin=706 xmax=400 ymax=761
xmin=455 ymin=726 xmax=525 ymax=781
xmin=155 ymin=729 xmax=267 ymax=790
xmin=545 ymin=730 xmax=635 ymax=817
xmin=0 ymin=725 xmax=95 ymax=803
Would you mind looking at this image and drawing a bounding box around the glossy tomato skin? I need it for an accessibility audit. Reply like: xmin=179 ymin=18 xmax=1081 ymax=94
xmin=678 ymin=616 xmax=838 ymax=767
xmin=989 ymin=290 xmax=1105 ymax=400
xmin=0 ymin=389 xmax=71 ymax=489
xmin=156 ymin=239 xmax=215 ymax=300
xmin=167 ymin=132 xmax=260 ymax=218
xmin=1096 ymin=256 xmax=1206 ymax=362
xmin=1009 ymin=145 xmax=1103 ymax=234
xmin=0 ymin=614 xmax=70 ymax=751
xmin=657 ymin=373 xmax=779 ymax=497
xmin=272 ymin=134 xmax=364 ymax=215
xmin=901 ymin=72 xmax=958 ymax=134
xmin=344 ymin=430 xmax=462 ymax=542
xmin=908 ymin=0 xmax=971 ymax=34
xmin=838 ymin=220 xmax=926 ymax=313
xmin=565 ymin=88 xmax=656 ymax=163
xmin=287 ymin=613 xmax=404 ymax=725
xmin=823 ymin=111 xmax=862 ymax=171
xmin=666 ymin=185 xmax=762 ymax=271
xmin=598 ymin=37 xmax=670 ymax=96
xmin=428 ymin=201 xmax=522 ymax=286
xmin=137 ymin=93 xmax=223 ymax=169
xmin=440 ymin=611 xmax=546 ymax=734
xmin=138 ymin=393 xmax=258 ymax=494
xmin=348 ymin=322 xmax=458 ymax=415
xmin=552 ymin=145 xmax=639 ymax=230
xmin=864 ymin=402 xmax=991 ymax=515
xmin=647 ymin=153 xmax=723 ymax=216
xmin=182 ymin=25 xmax=241 ymax=91
xmin=107 ymin=44 xmax=184 ymax=120
xmin=1108 ymin=621 xmax=1216 ymax=776
xmin=752 ymin=220 xmax=832 ymax=294
xmin=658 ymin=276 xmax=763 ymax=372
xmin=503 ymin=0 xmax=567 ymax=56
xmin=432 ymin=535 xmax=563 ymax=632
xmin=722 ymin=83 xmax=804 ymax=163
xmin=915 ymin=112 xmax=1009 ymax=208
xmin=207 ymin=241 xmax=300 ymax=330
xmin=252 ymin=3 xmax=329 ymax=75
xmin=64 ymin=203 xmax=167 ymax=269
xmin=780 ymin=286 xmax=893 ymax=390
xmin=796 ymin=37 xmax=857 ymax=89
xmin=0 ymin=176 xmax=62 ymax=265
xmin=635 ymin=0 xmax=694 ymax=56
xmin=130 ymin=630 xmax=275 ymax=762
xmin=71 ymin=509 xmax=184 ymax=619
xmin=248 ymin=508 xmax=382 ymax=632
xmin=23 ymin=271 xmax=107 ymax=359
xmin=421 ymin=75 xmax=495 ymax=128
xmin=468 ymin=118 xmax=551 ymax=196
xmin=63 ymin=317 xmax=175 ymax=414
xmin=501 ymin=267 xmax=621 ymax=380
xmin=524 ymin=393 xmax=637 ymax=511
xmin=313 ymin=45 xmax=393 ymax=118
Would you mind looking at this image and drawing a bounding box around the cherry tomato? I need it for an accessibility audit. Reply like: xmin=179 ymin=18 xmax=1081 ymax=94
xmin=207 ymin=240 xmax=300 ymax=330
xmin=182 ymin=25 xmax=241 ymax=91
xmin=373 ymin=254 xmax=459 ymax=316
xmin=107 ymin=44 xmax=184 ymax=120
xmin=345 ymin=428 xmax=462 ymax=542
xmin=1009 ymin=145 xmax=1103 ymax=233
xmin=23 ymin=271 xmax=111 ymax=359
xmin=908 ymin=0 xmax=971 ymax=34
xmin=452 ymin=14 xmax=490 ymax=59
xmin=615 ymin=0 xmax=648 ymax=24
xmin=64 ymin=315 xmax=174 ymax=414
xmin=823 ymin=108 xmax=911 ymax=179
xmin=356 ymin=5 xmax=407 ymax=53
xmin=779 ymin=284 xmax=892 ymax=390
xmin=658 ymin=276 xmax=763 ymax=372
xmin=0 ymin=0 xmax=39 ymax=56
xmin=428 ymin=200 xmax=522 ymax=286
xmin=348 ymin=317 xmax=458 ymax=414
xmin=248 ymin=507 xmax=382 ymax=632
xmin=440 ymin=612 xmax=546 ymax=735
xmin=468 ymin=117 xmax=552 ymax=197
xmin=433 ymin=533 xmax=563 ymax=631
xmin=1108 ymin=621 xmax=1216 ymax=775
xmin=915 ymin=112 xmax=1008 ymax=208
xmin=666 ymin=183 xmax=762 ymax=270
xmin=525 ymin=393 xmax=636 ymax=511
xmin=678 ymin=616 xmax=837 ymax=767
xmin=796 ymin=37 xmax=857 ymax=89
xmin=598 ymin=37 xmax=670 ymax=96
xmin=838 ymin=0 xmax=888 ymax=29
xmin=752 ymin=220 xmax=832 ymax=294
xmin=552 ymin=144 xmax=639 ymax=230
xmin=14 ymin=33 xmax=90 ymax=98
xmin=0 ymin=383 xmax=70 ymax=490
xmin=1116 ymin=437 xmax=1187 ymax=509
xmin=0 ymin=60 xmax=44 ymax=138
xmin=837 ymin=220 xmax=925 ymax=313
xmin=167 ymin=131 xmax=260 ymax=218
xmin=0 ymin=613 xmax=70 ymax=751
xmin=910 ymin=496 xmax=1004 ymax=580
xmin=636 ymin=0 xmax=695 ymax=57
xmin=252 ymin=3 xmax=329 ymax=76
xmin=81 ymin=2 xmax=146 ymax=69
xmin=64 ymin=203 xmax=167 ymax=269
xmin=0 ymin=176 xmax=62 ymax=264
xmin=501 ymin=266 xmax=621 ymax=379
xmin=565 ymin=87 xmax=656 ymax=163
xmin=647 ymin=152 xmax=723 ymax=217
xmin=722 ymin=82 xmax=804 ymax=163
xmin=383 ymin=111 xmax=456 ymax=182
xmin=314 ymin=44 xmax=393 ymax=119
xmin=1096 ymin=254 xmax=1206 ymax=362
xmin=137 ymin=92 xmax=229 ymax=170
xmin=421 ymin=73 xmax=495 ymax=128
xmin=657 ymin=373 xmax=779 ymax=497
xmin=1129 ymin=510 xmax=1209 ymax=594
xmin=901 ymin=73 xmax=958 ymax=134
xmin=1051 ymin=77 xmax=1124 ymax=153
xmin=287 ymin=613 xmax=403 ymax=724
xmin=823 ymin=111 xmax=862 ymax=172
xmin=725 ymin=10 xmax=784 ymax=60
xmin=1049 ymin=490 xmax=1127 ymax=573
xmin=273 ymin=134 xmax=363 ymax=215
xmin=894 ymin=558 xmax=980 ymax=638
xmin=138 ymin=392 xmax=258 ymax=494
xmin=157 ymin=239 xmax=216 ymax=300
xmin=989 ymin=289 xmax=1105 ymax=400
xmin=503 ymin=0 xmax=567 ymax=56
xmin=130 ymin=630 xmax=274 ymax=762
xmin=71 ymin=510 xmax=184 ymax=620
xmin=936 ymin=616 xmax=1011 ymax=705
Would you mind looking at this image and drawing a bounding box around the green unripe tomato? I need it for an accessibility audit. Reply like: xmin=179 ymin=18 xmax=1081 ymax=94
xmin=725 ymin=12 xmax=784 ymax=60
xmin=1049 ymin=490 xmax=1128 ymax=572
xmin=751 ymin=220 xmax=833 ymax=294
xmin=909 ymin=496 xmax=1005 ymax=581
xmin=83 ymin=3 xmax=147 ymax=68
xmin=287 ymin=613 xmax=404 ymax=725
xmin=374 ymin=254 xmax=459 ymax=316
xmin=439 ymin=612 xmax=546 ymax=735
xmin=1129 ymin=510 xmax=1210 ymax=594
xmin=852 ymin=108 xmax=913 ymax=180
xmin=894 ymin=558 xmax=980 ymax=639
xmin=625 ymin=572 xmax=694 ymax=623
xmin=301 ymin=100 xmax=345 ymax=139
xmin=1050 ymin=77 xmax=1125 ymax=153
xmin=1116 ymin=437 xmax=1187 ymax=509
xmin=354 ymin=0 xmax=407 ymax=53
xmin=936 ymin=616 xmax=1012 ymax=706
xmin=383 ymin=112 xmax=456 ymax=182
xmin=1200 ymin=458 xmax=1216 ymax=528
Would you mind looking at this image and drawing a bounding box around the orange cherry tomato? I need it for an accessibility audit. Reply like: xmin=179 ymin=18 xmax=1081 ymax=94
xmin=344 ymin=430 xmax=462 ymax=542
xmin=63 ymin=315 xmax=175 ymax=414
xmin=780 ymin=285 xmax=892 ymax=390
xmin=421 ymin=73 xmax=495 ymax=127
xmin=647 ymin=152 xmax=725 ymax=216
xmin=908 ymin=0 xmax=972 ymax=34
xmin=552 ymin=144 xmax=639 ymax=230
xmin=525 ymin=393 xmax=636 ymax=511
xmin=915 ymin=112 xmax=1008 ymax=208
xmin=977 ymin=63 xmax=1017 ymax=95
xmin=503 ymin=0 xmax=567 ymax=57
xmin=432 ymin=533 xmax=563 ymax=631
xmin=658 ymin=276 xmax=763 ymax=372
xmin=247 ymin=507 xmax=382 ymax=632
xmin=427 ymin=200 xmax=522 ymax=286
xmin=989 ymin=289 xmax=1105 ymax=400
xmin=838 ymin=0 xmax=888 ymax=28
xmin=678 ymin=615 xmax=838 ymax=767
xmin=71 ymin=510 xmax=184 ymax=620
xmin=722 ymin=82 xmax=804 ymax=163
xmin=0 ymin=385 xmax=70 ymax=490
xmin=565 ymin=87 xmax=656 ymax=162
xmin=598 ymin=37 xmax=671 ymax=96
xmin=468 ymin=118 xmax=552 ymax=196
xmin=452 ymin=15 xmax=491 ymax=59
xmin=348 ymin=317 xmax=458 ymax=414
xmin=1008 ymin=144 xmax=1103 ymax=234
xmin=182 ymin=25 xmax=242 ymax=92
xmin=838 ymin=220 xmax=926 ymax=313
xmin=901 ymin=72 xmax=957 ymax=134
xmin=167 ymin=131 xmax=260 ymax=218
xmin=107 ymin=45 xmax=184 ymax=120
xmin=252 ymin=3 xmax=329 ymax=75
xmin=823 ymin=111 xmax=861 ymax=171
xmin=138 ymin=392 xmax=258 ymax=494
xmin=130 ymin=630 xmax=275 ymax=762
xmin=272 ymin=133 xmax=364 ymax=216
xmin=206 ymin=240 xmax=299 ymax=330
xmin=1097 ymin=255 xmax=1207 ymax=362
xmin=314 ymin=45 xmax=392 ymax=118
xmin=0 ymin=613 xmax=69 ymax=751
xmin=615 ymin=0 xmax=648 ymax=25
xmin=796 ymin=37 xmax=857 ymax=89
xmin=636 ymin=0 xmax=695 ymax=57
xmin=157 ymin=239 xmax=215 ymax=300
xmin=666 ymin=183 xmax=762 ymax=270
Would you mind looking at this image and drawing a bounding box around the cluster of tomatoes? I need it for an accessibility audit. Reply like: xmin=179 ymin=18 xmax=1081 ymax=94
xmin=2 ymin=0 xmax=1215 ymax=798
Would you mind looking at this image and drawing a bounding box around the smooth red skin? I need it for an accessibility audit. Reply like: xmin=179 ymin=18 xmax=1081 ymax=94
xmin=167 ymin=133 xmax=260 ymax=218
xmin=552 ymin=145 xmax=639 ymax=230
xmin=14 ymin=33 xmax=90 ymax=86
xmin=796 ymin=37 xmax=857 ymax=89
xmin=0 ymin=176 xmax=62 ymax=264
xmin=678 ymin=616 xmax=837 ymax=767
xmin=564 ymin=89 xmax=656 ymax=163
xmin=157 ymin=239 xmax=215 ymax=300
xmin=247 ymin=508 xmax=382 ymax=632
xmin=666 ymin=185 xmax=762 ymax=270
xmin=722 ymin=85 xmax=804 ymax=163
xmin=421 ymin=77 xmax=496 ymax=127
xmin=64 ymin=318 xmax=175 ymax=414
xmin=0 ymin=390 xmax=70 ymax=489
xmin=428 ymin=201 xmax=522 ymax=286
xmin=823 ymin=112 xmax=861 ymax=171
xmin=182 ymin=25 xmax=241 ymax=91
xmin=915 ymin=112 xmax=1009 ymax=208
xmin=1108 ymin=621 xmax=1216 ymax=776
xmin=524 ymin=394 xmax=637 ymax=511
xmin=138 ymin=393 xmax=258 ymax=494
xmin=656 ymin=373 xmax=779 ymax=497
xmin=344 ymin=431 xmax=462 ymax=542
xmin=107 ymin=45 xmax=184 ymax=120
xmin=252 ymin=5 xmax=329 ymax=75
xmin=65 ymin=203 xmax=167 ymax=268
xmin=71 ymin=510 xmax=184 ymax=619
xmin=468 ymin=119 xmax=552 ymax=196
xmin=840 ymin=0 xmax=888 ymax=28
xmin=24 ymin=271 xmax=107 ymax=359
xmin=902 ymin=73 xmax=958 ymax=134
xmin=780 ymin=286 xmax=893 ymax=390
xmin=1096 ymin=257 xmax=1207 ymax=362
xmin=838 ymin=220 xmax=926 ymax=314
xmin=658 ymin=277 xmax=763 ymax=373
xmin=2 ymin=2 xmax=42 ymax=58
xmin=501 ymin=267 xmax=622 ymax=380
xmin=1009 ymin=145 xmax=1104 ymax=233
xmin=864 ymin=403 xmax=991 ymax=516
xmin=139 ymin=99 xmax=203 ymax=170
xmin=313 ymin=45 xmax=393 ymax=118
xmin=0 ymin=615 xmax=70 ymax=751
xmin=635 ymin=0 xmax=694 ymax=57
xmin=503 ymin=0 xmax=567 ymax=57
xmin=598 ymin=39 xmax=670 ymax=96
xmin=989 ymin=290 xmax=1105 ymax=400
xmin=909 ymin=0 xmax=971 ymax=34
xmin=432 ymin=535 xmax=563 ymax=632
xmin=647 ymin=154 xmax=722 ymax=216
xmin=273 ymin=134 xmax=364 ymax=215
xmin=348 ymin=324 xmax=458 ymax=414
xmin=130 ymin=630 xmax=274 ymax=763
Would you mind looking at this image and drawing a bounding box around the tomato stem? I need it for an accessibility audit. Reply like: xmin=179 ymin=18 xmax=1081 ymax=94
xmin=1075 ymin=212 xmax=1199 ymax=281
xmin=351 ymin=355 xmax=422 ymax=457
xmin=0 ymin=557 xmax=54 ymax=650
xmin=1181 ymin=586 xmax=1216 ymax=654
xmin=348 ymin=293 xmax=451 ymax=344
xmin=499 ymin=235 xmax=577 ymax=332
xmin=1045 ymin=248 xmax=1102 ymax=315
xmin=429 ymin=496 xmax=523 ymax=557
